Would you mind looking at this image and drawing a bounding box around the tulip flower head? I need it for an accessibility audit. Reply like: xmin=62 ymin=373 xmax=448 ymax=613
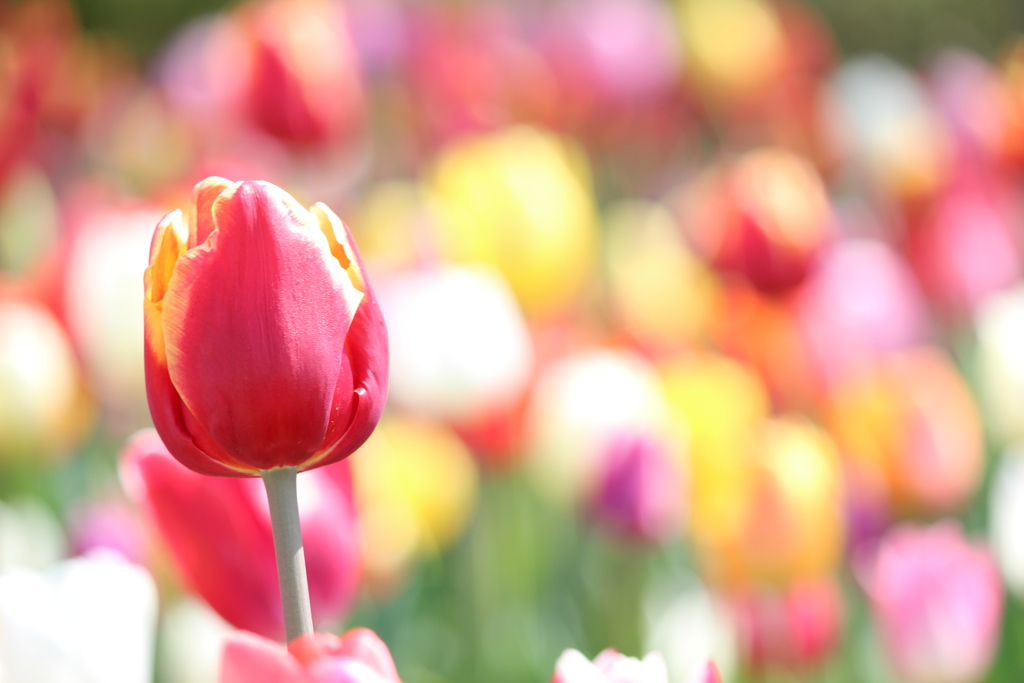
xmin=144 ymin=177 xmax=387 ymax=476
xmin=220 ymin=627 xmax=402 ymax=683
xmin=865 ymin=522 xmax=1003 ymax=683
xmin=551 ymin=648 xmax=669 ymax=683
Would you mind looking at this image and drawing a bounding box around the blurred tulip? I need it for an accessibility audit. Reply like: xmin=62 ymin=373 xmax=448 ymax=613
xmin=644 ymin=580 xmax=739 ymax=683
xmin=826 ymin=346 xmax=983 ymax=515
xmin=903 ymin=174 xmax=1022 ymax=317
xmin=604 ymin=200 xmax=720 ymax=351
xmin=677 ymin=147 xmax=832 ymax=293
xmin=864 ymin=523 xmax=1003 ymax=683
xmin=828 ymin=56 xmax=951 ymax=200
xmin=427 ymin=126 xmax=599 ymax=318
xmin=61 ymin=188 xmax=169 ymax=432
xmin=660 ymin=353 xmax=767 ymax=549
xmin=589 ymin=432 xmax=682 ymax=543
xmin=678 ymin=0 xmax=786 ymax=106
xmin=0 ymin=295 xmax=91 ymax=461
xmin=730 ymin=577 xmax=843 ymax=672
xmin=379 ymin=264 xmax=533 ymax=425
xmin=221 ymin=627 xmax=402 ymax=683
xmin=241 ymin=0 xmax=365 ymax=147
xmin=351 ymin=417 xmax=477 ymax=594
xmin=977 ymin=286 xmax=1024 ymax=446
xmin=144 ymin=177 xmax=387 ymax=476
xmin=794 ymin=238 xmax=930 ymax=391
xmin=551 ymin=648 xmax=667 ymax=683
xmin=694 ymin=416 xmax=843 ymax=587
xmin=525 ymin=349 xmax=672 ymax=509
xmin=0 ymin=551 xmax=157 ymax=683
xmin=120 ymin=429 xmax=362 ymax=641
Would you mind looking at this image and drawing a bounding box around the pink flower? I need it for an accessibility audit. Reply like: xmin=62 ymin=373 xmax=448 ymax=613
xmin=551 ymin=648 xmax=679 ymax=683
xmin=120 ymin=429 xmax=361 ymax=642
xmin=220 ymin=628 xmax=402 ymax=683
xmin=865 ymin=522 xmax=1003 ymax=683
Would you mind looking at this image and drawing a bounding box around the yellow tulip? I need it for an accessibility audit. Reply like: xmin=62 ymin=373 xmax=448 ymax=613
xmin=351 ymin=417 xmax=478 ymax=592
xmin=427 ymin=126 xmax=599 ymax=318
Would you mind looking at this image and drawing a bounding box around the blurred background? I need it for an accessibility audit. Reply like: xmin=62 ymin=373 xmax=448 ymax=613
xmin=1 ymin=0 xmax=1024 ymax=681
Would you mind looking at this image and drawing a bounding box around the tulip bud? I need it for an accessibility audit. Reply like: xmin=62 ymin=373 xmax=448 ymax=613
xmin=120 ymin=430 xmax=362 ymax=642
xmin=143 ymin=177 xmax=387 ymax=476
xmin=865 ymin=523 xmax=1003 ymax=683
xmin=220 ymin=627 xmax=402 ymax=683
xmin=551 ymin=648 xmax=668 ymax=683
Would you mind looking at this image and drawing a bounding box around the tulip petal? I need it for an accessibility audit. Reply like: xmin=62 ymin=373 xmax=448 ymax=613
xmin=163 ymin=181 xmax=363 ymax=470
xmin=145 ymin=296 xmax=258 ymax=478
xmin=335 ymin=628 xmax=402 ymax=683
xmin=303 ymin=206 xmax=388 ymax=471
xmin=146 ymin=210 xmax=187 ymax=305
xmin=221 ymin=631 xmax=308 ymax=683
xmin=190 ymin=176 xmax=234 ymax=248
xmin=121 ymin=432 xmax=285 ymax=639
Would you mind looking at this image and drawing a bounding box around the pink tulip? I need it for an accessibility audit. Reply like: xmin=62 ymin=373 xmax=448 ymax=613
xmin=589 ymin=432 xmax=681 ymax=543
xmin=865 ymin=522 xmax=1003 ymax=683
xmin=551 ymin=648 xmax=668 ymax=683
xmin=220 ymin=628 xmax=401 ymax=683
xmin=730 ymin=578 xmax=843 ymax=672
xmin=120 ymin=429 xmax=361 ymax=642
xmin=904 ymin=173 xmax=1022 ymax=317
xmin=795 ymin=238 xmax=930 ymax=392
xmin=144 ymin=177 xmax=387 ymax=476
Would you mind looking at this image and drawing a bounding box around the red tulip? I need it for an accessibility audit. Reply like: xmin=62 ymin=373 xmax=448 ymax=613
xmin=120 ymin=429 xmax=362 ymax=642
xmin=221 ymin=627 xmax=402 ymax=683
xmin=144 ymin=177 xmax=387 ymax=476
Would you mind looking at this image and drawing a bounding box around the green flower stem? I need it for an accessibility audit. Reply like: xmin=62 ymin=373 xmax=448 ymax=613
xmin=262 ymin=466 xmax=314 ymax=643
